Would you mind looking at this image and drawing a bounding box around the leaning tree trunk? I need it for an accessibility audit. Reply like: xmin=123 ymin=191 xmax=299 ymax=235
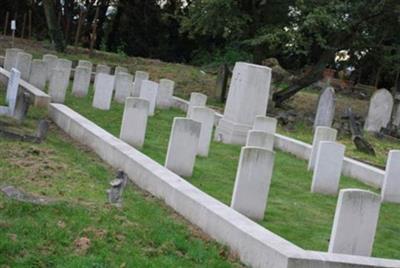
xmin=43 ymin=0 xmax=65 ymax=52
xmin=272 ymin=51 xmax=333 ymax=106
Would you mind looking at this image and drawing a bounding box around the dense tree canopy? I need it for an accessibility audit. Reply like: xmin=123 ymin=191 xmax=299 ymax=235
xmin=0 ymin=0 xmax=399 ymax=102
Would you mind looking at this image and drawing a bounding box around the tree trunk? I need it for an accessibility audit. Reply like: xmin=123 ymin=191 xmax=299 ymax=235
xmin=43 ymin=0 xmax=65 ymax=52
xmin=273 ymin=51 xmax=333 ymax=105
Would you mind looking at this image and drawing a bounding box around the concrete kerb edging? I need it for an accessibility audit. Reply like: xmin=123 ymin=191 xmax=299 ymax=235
xmin=171 ymin=96 xmax=385 ymax=188
xmin=0 ymin=67 xmax=50 ymax=108
xmin=49 ymin=103 xmax=400 ymax=268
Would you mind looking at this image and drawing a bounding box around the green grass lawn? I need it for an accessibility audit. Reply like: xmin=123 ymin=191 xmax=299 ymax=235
xmin=62 ymin=86 xmax=400 ymax=260
xmin=0 ymin=95 xmax=243 ymax=267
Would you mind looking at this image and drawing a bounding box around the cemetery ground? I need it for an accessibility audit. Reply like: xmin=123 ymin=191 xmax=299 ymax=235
xmin=1 ymin=37 xmax=400 ymax=264
xmin=62 ymin=86 xmax=400 ymax=260
xmin=1 ymin=37 xmax=397 ymax=168
xmin=0 ymin=90 xmax=242 ymax=267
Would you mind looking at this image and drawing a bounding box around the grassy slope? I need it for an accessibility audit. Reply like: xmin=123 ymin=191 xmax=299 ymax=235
xmin=1 ymin=37 xmax=398 ymax=167
xmin=0 ymin=92 xmax=242 ymax=267
xmin=63 ymin=86 xmax=400 ymax=260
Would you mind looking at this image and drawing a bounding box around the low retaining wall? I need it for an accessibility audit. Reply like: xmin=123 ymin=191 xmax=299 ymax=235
xmin=49 ymin=103 xmax=400 ymax=268
xmin=0 ymin=67 xmax=50 ymax=108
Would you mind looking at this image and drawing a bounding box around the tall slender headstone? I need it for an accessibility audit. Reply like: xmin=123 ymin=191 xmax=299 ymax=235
xmin=381 ymin=150 xmax=400 ymax=203
xmin=314 ymin=87 xmax=336 ymax=129
xmin=165 ymin=118 xmax=201 ymax=177
xmin=72 ymin=66 xmax=91 ymax=97
xmin=328 ymin=189 xmax=381 ymax=256
xmin=245 ymin=130 xmax=274 ymax=151
xmin=253 ymin=116 xmax=277 ymax=134
xmin=231 ymin=146 xmax=275 ymax=220
xmin=311 ymin=141 xmax=345 ymax=195
xmin=15 ymin=52 xmax=32 ymax=80
xmin=28 ymin=59 xmax=47 ymax=90
xmin=4 ymin=48 xmax=23 ymax=71
xmin=364 ymin=89 xmax=394 ymax=132
xmin=114 ymin=72 xmax=134 ymax=103
xmin=5 ymin=68 xmax=21 ymax=116
xmin=215 ymin=62 xmax=272 ymax=144
xmin=132 ymin=71 xmax=149 ymax=97
xmin=120 ymin=97 xmax=150 ymax=149
xmin=156 ymin=79 xmax=175 ymax=108
xmin=139 ymin=80 xmax=158 ymax=116
xmin=42 ymin=54 xmax=58 ymax=81
xmin=48 ymin=68 xmax=70 ymax=103
xmin=93 ymin=73 xmax=115 ymax=110
xmin=308 ymin=127 xmax=337 ymax=170
xmin=190 ymin=106 xmax=215 ymax=157
xmin=187 ymin=92 xmax=207 ymax=118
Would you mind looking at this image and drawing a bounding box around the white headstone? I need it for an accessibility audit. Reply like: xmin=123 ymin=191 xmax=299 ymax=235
xmin=78 ymin=60 xmax=93 ymax=73
xmin=381 ymin=150 xmax=400 ymax=203
xmin=94 ymin=64 xmax=111 ymax=90
xmin=132 ymin=71 xmax=150 ymax=97
xmin=114 ymin=72 xmax=134 ymax=103
xmin=6 ymin=68 xmax=21 ymax=116
xmin=28 ymin=59 xmax=47 ymax=90
xmin=311 ymin=141 xmax=345 ymax=195
xmin=156 ymin=79 xmax=175 ymax=108
xmin=187 ymin=92 xmax=207 ymax=118
xmin=120 ymin=97 xmax=150 ymax=149
xmin=231 ymin=146 xmax=275 ymax=220
xmin=72 ymin=66 xmax=91 ymax=97
xmin=308 ymin=127 xmax=337 ymax=170
xmin=328 ymin=189 xmax=381 ymax=256
xmin=15 ymin=52 xmax=32 ymax=80
xmin=364 ymin=89 xmax=394 ymax=132
xmin=393 ymin=104 xmax=400 ymax=127
xmin=93 ymin=73 xmax=115 ymax=110
xmin=139 ymin=80 xmax=158 ymax=116
xmin=42 ymin=54 xmax=58 ymax=81
xmin=57 ymin=58 xmax=72 ymax=71
xmin=4 ymin=48 xmax=23 ymax=71
xmin=165 ymin=118 xmax=201 ymax=177
xmin=314 ymin=87 xmax=336 ymax=128
xmin=246 ymin=130 xmax=274 ymax=151
xmin=215 ymin=62 xmax=272 ymax=144
xmin=253 ymin=115 xmax=277 ymax=134
xmin=48 ymin=68 xmax=70 ymax=103
xmin=190 ymin=106 xmax=215 ymax=157
xmin=115 ymin=66 xmax=128 ymax=75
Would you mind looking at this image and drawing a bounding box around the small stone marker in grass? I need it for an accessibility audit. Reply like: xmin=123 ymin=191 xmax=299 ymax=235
xmin=165 ymin=117 xmax=201 ymax=177
xmin=245 ymin=130 xmax=274 ymax=151
xmin=187 ymin=92 xmax=207 ymax=118
xmin=120 ymin=97 xmax=149 ymax=149
xmin=28 ymin=59 xmax=47 ymax=90
xmin=329 ymin=189 xmax=380 ymax=256
xmin=92 ymin=73 xmax=115 ymax=110
xmin=72 ymin=66 xmax=91 ymax=97
xmin=311 ymin=141 xmax=345 ymax=195
xmin=157 ymin=79 xmax=175 ymax=109
xmin=308 ymin=126 xmax=337 ymax=171
xmin=190 ymin=106 xmax=214 ymax=157
xmin=364 ymin=88 xmax=394 ymax=132
xmin=231 ymin=146 xmax=275 ymax=221
xmin=314 ymin=87 xmax=336 ymax=129
xmin=381 ymin=150 xmax=400 ymax=203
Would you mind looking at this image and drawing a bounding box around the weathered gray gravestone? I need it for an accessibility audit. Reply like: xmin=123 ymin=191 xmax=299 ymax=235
xmin=4 ymin=48 xmax=23 ymax=71
xmin=364 ymin=89 xmax=394 ymax=132
xmin=314 ymin=87 xmax=336 ymax=129
xmin=15 ymin=52 xmax=32 ymax=81
xmin=72 ymin=66 xmax=91 ymax=97
xmin=42 ymin=54 xmax=58 ymax=81
xmin=28 ymin=59 xmax=47 ymax=90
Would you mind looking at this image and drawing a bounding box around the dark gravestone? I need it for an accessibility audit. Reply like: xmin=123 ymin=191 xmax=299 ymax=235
xmin=107 ymin=170 xmax=128 ymax=207
xmin=345 ymin=108 xmax=375 ymax=155
xmin=215 ymin=64 xmax=230 ymax=102
xmin=314 ymin=87 xmax=336 ymax=129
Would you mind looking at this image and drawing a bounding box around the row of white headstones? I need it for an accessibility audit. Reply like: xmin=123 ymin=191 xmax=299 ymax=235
xmin=3 ymin=49 xmax=399 ymax=258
